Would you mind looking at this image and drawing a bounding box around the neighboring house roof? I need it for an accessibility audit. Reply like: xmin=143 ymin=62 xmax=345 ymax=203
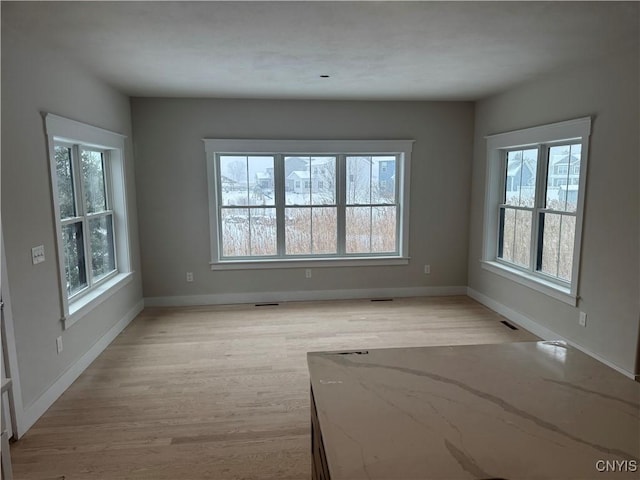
xmin=507 ymin=159 xmax=535 ymax=177
xmin=310 ymin=157 xmax=335 ymax=166
xmin=255 ymin=172 xmax=270 ymax=179
xmin=553 ymin=154 xmax=580 ymax=166
xmin=287 ymin=170 xmax=311 ymax=180
xmin=221 ymin=175 xmax=237 ymax=183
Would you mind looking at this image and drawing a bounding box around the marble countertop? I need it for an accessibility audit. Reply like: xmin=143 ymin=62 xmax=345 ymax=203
xmin=308 ymin=341 xmax=640 ymax=479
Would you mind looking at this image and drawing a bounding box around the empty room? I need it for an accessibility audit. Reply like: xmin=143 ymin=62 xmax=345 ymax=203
xmin=1 ymin=1 xmax=639 ymax=479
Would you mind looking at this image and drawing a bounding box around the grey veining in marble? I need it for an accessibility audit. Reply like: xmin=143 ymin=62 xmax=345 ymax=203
xmin=308 ymin=341 xmax=640 ymax=479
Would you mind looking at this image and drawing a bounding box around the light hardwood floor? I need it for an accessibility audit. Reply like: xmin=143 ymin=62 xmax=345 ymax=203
xmin=10 ymin=296 xmax=538 ymax=479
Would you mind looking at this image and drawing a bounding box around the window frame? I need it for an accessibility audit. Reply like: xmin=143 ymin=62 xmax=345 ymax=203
xmin=481 ymin=117 xmax=591 ymax=306
xmin=45 ymin=113 xmax=133 ymax=329
xmin=204 ymin=139 xmax=414 ymax=270
xmin=56 ymin=142 xmax=119 ymax=300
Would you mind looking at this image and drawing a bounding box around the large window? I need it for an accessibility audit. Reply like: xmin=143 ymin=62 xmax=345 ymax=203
xmin=55 ymin=144 xmax=116 ymax=297
xmin=482 ymin=117 xmax=591 ymax=305
xmin=205 ymin=140 xmax=413 ymax=269
xmin=46 ymin=114 xmax=132 ymax=328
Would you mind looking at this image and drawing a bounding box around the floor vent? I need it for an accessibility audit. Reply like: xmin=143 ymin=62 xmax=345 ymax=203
xmin=370 ymin=298 xmax=393 ymax=302
xmin=255 ymin=303 xmax=279 ymax=307
xmin=501 ymin=320 xmax=518 ymax=330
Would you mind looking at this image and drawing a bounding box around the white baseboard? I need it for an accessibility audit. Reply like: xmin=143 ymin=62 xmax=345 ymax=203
xmin=144 ymin=285 xmax=467 ymax=307
xmin=467 ymin=288 xmax=637 ymax=380
xmin=20 ymin=300 xmax=144 ymax=434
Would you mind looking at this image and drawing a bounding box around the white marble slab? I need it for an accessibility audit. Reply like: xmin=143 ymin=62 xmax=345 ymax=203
xmin=308 ymin=341 xmax=640 ymax=479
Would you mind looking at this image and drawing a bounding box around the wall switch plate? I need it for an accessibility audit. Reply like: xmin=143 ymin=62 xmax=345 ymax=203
xmin=32 ymin=245 xmax=45 ymax=264
xmin=186 ymin=272 xmax=194 ymax=282
xmin=305 ymin=269 xmax=312 ymax=278
xmin=579 ymin=311 xmax=587 ymax=327
xmin=56 ymin=336 xmax=63 ymax=354
xmin=424 ymin=264 xmax=431 ymax=274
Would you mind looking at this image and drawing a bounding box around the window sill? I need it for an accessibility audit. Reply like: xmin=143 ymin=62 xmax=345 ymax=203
xmin=210 ymin=257 xmax=410 ymax=270
xmin=63 ymin=272 xmax=134 ymax=329
xmin=480 ymin=260 xmax=577 ymax=306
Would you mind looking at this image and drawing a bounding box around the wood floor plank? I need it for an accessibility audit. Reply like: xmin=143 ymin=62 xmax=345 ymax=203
xmin=10 ymin=296 xmax=538 ymax=479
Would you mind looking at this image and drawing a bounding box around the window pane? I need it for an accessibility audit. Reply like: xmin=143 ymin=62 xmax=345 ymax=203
xmin=539 ymin=213 xmax=575 ymax=282
xmin=55 ymin=145 xmax=76 ymax=219
xmin=286 ymin=207 xmax=338 ymax=255
xmin=62 ymin=222 xmax=87 ymax=296
xmin=286 ymin=208 xmax=311 ymax=255
xmin=371 ymin=206 xmax=396 ymax=253
xmin=505 ymin=149 xmax=537 ymax=207
xmin=81 ymin=150 xmax=107 ymax=214
xmin=564 ymin=145 xmax=581 ymax=212
xmin=312 ymin=207 xmax=337 ymax=254
xmin=505 ymin=152 xmax=522 ymax=205
xmin=220 ymin=156 xmax=249 ymax=206
xmin=89 ymin=215 xmax=116 ymax=281
xmin=539 ymin=213 xmax=561 ymax=277
xmin=513 ymin=209 xmax=532 ymax=267
xmin=346 ymin=156 xmax=372 ymax=205
xmin=547 ymin=144 xmax=581 ymax=212
xmin=311 ymin=157 xmax=336 ymax=205
xmin=346 ymin=206 xmax=371 ymax=253
xmin=220 ymin=208 xmax=249 ymax=257
xmin=248 ymin=156 xmax=275 ymax=206
xmin=558 ymin=215 xmax=575 ymax=282
xmin=249 ymin=208 xmax=276 ymax=255
xmin=220 ymin=155 xmax=274 ymax=207
xmin=499 ymin=208 xmax=516 ymax=263
xmin=286 ymin=156 xmax=311 ymax=205
xmin=371 ymin=156 xmax=396 ymax=204
xmin=519 ymin=149 xmax=537 ymax=207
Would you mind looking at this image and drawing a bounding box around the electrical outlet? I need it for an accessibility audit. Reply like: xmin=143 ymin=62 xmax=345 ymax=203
xmin=186 ymin=272 xmax=194 ymax=282
xmin=32 ymin=245 xmax=45 ymax=264
xmin=56 ymin=336 xmax=63 ymax=354
xmin=579 ymin=311 xmax=587 ymax=327
xmin=424 ymin=264 xmax=431 ymax=274
xmin=305 ymin=269 xmax=312 ymax=279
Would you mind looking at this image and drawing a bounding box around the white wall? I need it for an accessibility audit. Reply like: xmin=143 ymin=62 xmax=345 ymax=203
xmin=1 ymin=19 xmax=143 ymax=418
xmin=468 ymin=49 xmax=640 ymax=375
xmin=131 ymin=98 xmax=474 ymax=303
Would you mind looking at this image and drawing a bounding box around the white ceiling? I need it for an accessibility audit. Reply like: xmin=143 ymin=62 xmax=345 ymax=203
xmin=3 ymin=1 xmax=638 ymax=101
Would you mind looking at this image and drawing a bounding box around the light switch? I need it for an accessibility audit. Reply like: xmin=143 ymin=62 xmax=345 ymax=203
xmin=32 ymin=245 xmax=45 ymax=264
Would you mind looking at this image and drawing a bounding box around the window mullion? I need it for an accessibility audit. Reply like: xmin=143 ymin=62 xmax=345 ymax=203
xmin=274 ymin=154 xmax=286 ymax=257
xmin=336 ymin=155 xmax=346 ymax=255
xmin=496 ymin=150 xmax=508 ymax=259
xmin=72 ymin=145 xmax=85 ymax=219
xmin=394 ymin=154 xmax=400 ymax=254
xmin=215 ymin=154 xmax=225 ymax=260
xmin=102 ymin=151 xmax=118 ymax=271
xmin=103 ymin=151 xmax=113 ymax=211
xmin=530 ymin=145 xmax=547 ymax=273
xmin=368 ymin=159 xmax=373 ymax=252
xmin=73 ymin=145 xmax=93 ymax=288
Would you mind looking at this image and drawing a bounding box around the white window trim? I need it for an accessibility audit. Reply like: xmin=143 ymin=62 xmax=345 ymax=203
xmin=45 ymin=113 xmax=132 ymax=328
xmin=482 ymin=117 xmax=591 ymax=306
xmin=204 ymin=139 xmax=413 ymax=270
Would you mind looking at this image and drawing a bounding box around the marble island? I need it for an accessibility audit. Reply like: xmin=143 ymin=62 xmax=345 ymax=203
xmin=308 ymin=341 xmax=640 ymax=479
